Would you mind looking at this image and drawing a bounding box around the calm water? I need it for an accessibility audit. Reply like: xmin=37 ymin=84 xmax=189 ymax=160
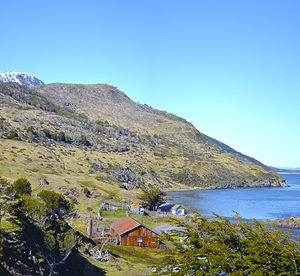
xmin=167 ymin=173 xmax=300 ymax=221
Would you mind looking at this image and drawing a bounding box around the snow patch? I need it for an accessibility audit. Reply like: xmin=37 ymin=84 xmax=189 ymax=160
xmin=0 ymin=72 xmax=44 ymax=87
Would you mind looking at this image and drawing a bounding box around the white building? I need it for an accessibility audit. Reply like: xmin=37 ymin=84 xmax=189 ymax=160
xmin=171 ymin=204 xmax=186 ymax=215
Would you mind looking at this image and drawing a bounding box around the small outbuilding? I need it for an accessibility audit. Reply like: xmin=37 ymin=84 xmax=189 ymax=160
xmin=110 ymin=216 xmax=160 ymax=248
xmin=158 ymin=203 xmax=174 ymax=213
xmin=129 ymin=203 xmax=143 ymax=215
xmin=171 ymin=204 xmax=186 ymax=215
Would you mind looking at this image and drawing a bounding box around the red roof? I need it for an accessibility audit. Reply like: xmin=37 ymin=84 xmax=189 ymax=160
xmin=130 ymin=204 xmax=139 ymax=208
xmin=110 ymin=216 xmax=141 ymax=236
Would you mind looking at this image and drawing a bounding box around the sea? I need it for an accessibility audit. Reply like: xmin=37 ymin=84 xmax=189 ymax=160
xmin=167 ymin=173 xmax=300 ymax=221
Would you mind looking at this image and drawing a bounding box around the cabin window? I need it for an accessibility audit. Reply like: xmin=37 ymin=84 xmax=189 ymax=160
xmin=143 ymin=227 xmax=146 ymax=236
xmin=137 ymin=238 xmax=143 ymax=243
xmin=152 ymin=232 xmax=156 ymax=237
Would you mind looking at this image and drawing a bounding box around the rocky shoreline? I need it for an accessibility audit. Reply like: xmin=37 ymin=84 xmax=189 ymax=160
xmin=164 ymin=179 xmax=287 ymax=192
xmin=267 ymin=217 xmax=300 ymax=229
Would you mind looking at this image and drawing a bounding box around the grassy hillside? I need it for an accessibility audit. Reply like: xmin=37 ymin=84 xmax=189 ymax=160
xmin=0 ymin=82 xmax=285 ymax=195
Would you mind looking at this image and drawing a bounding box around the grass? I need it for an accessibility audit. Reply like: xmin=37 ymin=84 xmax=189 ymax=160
xmin=99 ymin=245 xmax=163 ymax=275
xmin=107 ymin=245 xmax=162 ymax=265
xmin=101 ymin=209 xmax=131 ymax=219
xmin=131 ymin=214 xmax=178 ymax=230
xmin=78 ymin=180 xmax=98 ymax=189
xmin=69 ymin=217 xmax=88 ymax=234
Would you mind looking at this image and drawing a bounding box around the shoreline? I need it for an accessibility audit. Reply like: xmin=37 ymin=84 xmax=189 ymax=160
xmin=266 ymin=217 xmax=300 ymax=230
xmin=163 ymin=174 xmax=299 ymax=227
xmin=163 ymin=181 xmax=288 ymax=193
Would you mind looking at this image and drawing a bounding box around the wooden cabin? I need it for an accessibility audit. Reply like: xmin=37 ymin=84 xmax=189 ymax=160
xmin=110 ymin=216 xmax=160 ymax=248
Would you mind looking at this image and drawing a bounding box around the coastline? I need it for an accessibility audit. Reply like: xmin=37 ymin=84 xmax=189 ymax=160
xmin=266 ymin=217 xmax=300 ymax=230
xmin=163 ymin=174 xmax=299 ymax=226
xmin=163 ymin=181 xmax=288 ymax=193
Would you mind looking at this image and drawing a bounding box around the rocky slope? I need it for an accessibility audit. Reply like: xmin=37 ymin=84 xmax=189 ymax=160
xmin=0 ymin=72 xmax=44 ymax=87
xmin=268 ymin=217 xmax=300 ymax=229
xmin=0 ymin=81 xmax=286 ymax=198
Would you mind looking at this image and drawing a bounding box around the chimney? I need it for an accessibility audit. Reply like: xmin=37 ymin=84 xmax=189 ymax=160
xmin=87 ymin=216 xmax=93 ymax=238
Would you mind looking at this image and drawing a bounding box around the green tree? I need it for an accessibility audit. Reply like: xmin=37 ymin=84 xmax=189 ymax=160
xmin=155 ymin=213 xmax=300 ymax=275
xmin=38 ymin=189 xmax=72 ymax=218
xmin=2 ymin=190 xmax=80 ymax=275
xmin=7 ymin=178 xmax=32 ymax=196
xmin=0 ymin=173 xmax=102 ymax=275
xmin=138 ymin=187 xmax=166 ymax=211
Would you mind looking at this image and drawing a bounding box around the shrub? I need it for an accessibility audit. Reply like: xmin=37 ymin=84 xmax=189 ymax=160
xmin=38 ymin=190 xmax=71 ymax=214
xmin=7 ymin=130 xmax=19 ymax=140
xmin=0 ymin=177 xmax=9 ymax=185
xmin=57 ymin=131 xmax=72 ymax=143
xmin=7 ymin=178 xmax=32 ymax=196
xmin=83 ymin=187 xmax=91 ymax=197
xmin=57 ymin=131 xmax=66 ymax=142
xmin=79 ymin=135 xmax=91 ymax=146
xmin=26 ymin=126 xmax=34 ymax=133
xmin=41 ymin=128 xmax=51 ymax=138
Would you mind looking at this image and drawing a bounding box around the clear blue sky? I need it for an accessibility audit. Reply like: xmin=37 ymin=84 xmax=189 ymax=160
xmin=1 ymin=0 xmax=299 ymax=167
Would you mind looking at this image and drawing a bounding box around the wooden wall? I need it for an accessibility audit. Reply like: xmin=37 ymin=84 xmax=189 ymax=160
xmin=120 ymin=226 xmax=159 ymax=248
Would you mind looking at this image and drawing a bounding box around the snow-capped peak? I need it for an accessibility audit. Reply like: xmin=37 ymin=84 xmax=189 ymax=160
xmin=0 ymin=72 xmax=44 ymax=87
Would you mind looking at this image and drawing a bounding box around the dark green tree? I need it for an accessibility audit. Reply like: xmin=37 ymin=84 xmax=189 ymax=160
xmin=2 ymin=192 xmax=80 ymax=275
xmin=7 ymin=178 xmax=32 ymax=196
xmin=38 ymin=189 xmax=72 ymax=217
xmin=138 ymin=187 xmax=166 ymax=211
xmin=155 ymin=213 xmax=300 ymax=275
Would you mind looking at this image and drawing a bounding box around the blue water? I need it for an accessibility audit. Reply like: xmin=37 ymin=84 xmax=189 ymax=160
xmin=167 ymin=173 xmax=300 ymax=221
